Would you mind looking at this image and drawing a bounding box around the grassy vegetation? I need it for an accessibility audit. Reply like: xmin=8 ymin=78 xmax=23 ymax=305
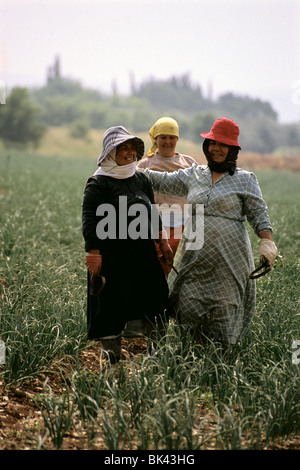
xmin=11 ymin=126 xmax=205 ymax=163
xmin=0 ymin=149 xmax=299 ymax=450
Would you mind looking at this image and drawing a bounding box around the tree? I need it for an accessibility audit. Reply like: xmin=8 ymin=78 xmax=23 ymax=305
xmin=135 ymin=74 xmax=207 ymax=112
xmin=190 ymin=111 xmax=218 ymax=142
xmin=239 ymin=117 xmax=280 ymax=153
xmin=68 ymin=119 xmax=89 ymax=139
xmin=0 ymin=87 xmax=45 ymax=147
xmin=31 ymin=74 xmax=105 ymax=127
xmin=217 ymin=92 xmax=278 ymax=121
xmin=47 ymin=55 xmax=61 ymax=83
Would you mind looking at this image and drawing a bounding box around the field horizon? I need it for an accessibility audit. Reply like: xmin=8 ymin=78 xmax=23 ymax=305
xmin=2 ymin=126 xmax=299 ymax=173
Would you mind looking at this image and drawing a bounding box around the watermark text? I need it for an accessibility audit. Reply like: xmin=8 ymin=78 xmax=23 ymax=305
xmin=0 ymin=81 xmax=5 ymax=104
xmin=0 ymin=340 xmax=5 ymax=365
xmin=292 ymin=340 xmax=300 ymax=365
xmin=95 ymin=198 xmax=204 ymax=250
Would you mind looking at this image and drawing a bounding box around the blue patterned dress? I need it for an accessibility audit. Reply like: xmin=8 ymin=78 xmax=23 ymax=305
xmin=144 ymin=164 xmax=273 ymax=345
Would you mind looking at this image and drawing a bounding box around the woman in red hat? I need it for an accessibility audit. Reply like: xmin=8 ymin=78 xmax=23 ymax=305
xmin=142 ymin=117 xmax=278 ymax=350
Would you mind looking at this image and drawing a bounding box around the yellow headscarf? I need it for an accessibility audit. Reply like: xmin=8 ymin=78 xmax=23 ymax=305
xmin=147 ymin=117 xmax=179 ymax=156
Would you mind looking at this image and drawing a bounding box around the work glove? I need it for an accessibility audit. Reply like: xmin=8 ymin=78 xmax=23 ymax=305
xmin=259 ymin=239 xmax=278 ymax=265
xmin=85 ymin=253 xmax=102 ymax=276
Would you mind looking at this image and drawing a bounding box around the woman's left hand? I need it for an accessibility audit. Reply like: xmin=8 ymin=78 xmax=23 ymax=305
xmin=259 ymin=239 xmax=278 ymax=265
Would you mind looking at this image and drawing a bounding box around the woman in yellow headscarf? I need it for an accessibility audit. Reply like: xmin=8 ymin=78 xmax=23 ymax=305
xmin=138 ymin=117 xmax=196 ymax=275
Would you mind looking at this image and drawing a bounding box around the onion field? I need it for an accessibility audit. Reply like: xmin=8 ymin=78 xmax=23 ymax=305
xmin=0 ymin=150 xmax=299 ymax=451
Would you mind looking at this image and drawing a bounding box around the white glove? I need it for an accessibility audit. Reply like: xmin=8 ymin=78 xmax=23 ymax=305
xmin=259 ymin=239 xmax=278 ymax=265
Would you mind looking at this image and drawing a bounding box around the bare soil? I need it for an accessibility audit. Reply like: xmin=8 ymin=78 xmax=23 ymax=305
xmin=195 ymin=152 xmax=300 ymax=172
xmin=0 ymin=338 xmax=299 ymax=451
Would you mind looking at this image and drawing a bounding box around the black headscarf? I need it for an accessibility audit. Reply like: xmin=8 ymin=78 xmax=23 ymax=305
xmin=202 ymin=139 xmax=240 ymax=175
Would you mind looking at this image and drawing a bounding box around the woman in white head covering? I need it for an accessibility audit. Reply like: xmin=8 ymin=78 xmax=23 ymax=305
xmin=82 ymin=126 xmax=173 ymax=364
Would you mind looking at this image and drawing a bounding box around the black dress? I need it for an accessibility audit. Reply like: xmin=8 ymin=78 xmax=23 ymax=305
xmin=82 ymin=170 xmax=169 ymax=339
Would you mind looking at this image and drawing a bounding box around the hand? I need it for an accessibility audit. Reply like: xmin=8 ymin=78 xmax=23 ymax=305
xmin=159 ymin=239 xmax=174 ymax=274
xmin=85 ymin=253 xmax=102 ymax=276
xmin=259 ymin=239 xmax=278 ymax=265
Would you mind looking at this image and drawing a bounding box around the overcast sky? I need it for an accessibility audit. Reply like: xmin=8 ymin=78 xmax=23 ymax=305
xmin=1 ymin=0 xmax=299 ymax=123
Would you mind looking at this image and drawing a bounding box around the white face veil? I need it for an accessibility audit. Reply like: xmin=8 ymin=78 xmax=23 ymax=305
xmin=94 ymin=150 xmax=137 ymax=179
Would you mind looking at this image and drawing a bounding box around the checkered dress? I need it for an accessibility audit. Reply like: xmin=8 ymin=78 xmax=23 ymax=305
xmin=145 ymin=164 xmax=273 ymax=345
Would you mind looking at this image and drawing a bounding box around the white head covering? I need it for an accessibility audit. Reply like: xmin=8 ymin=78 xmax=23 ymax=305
xmin=94 ymin=126 xmax=144 ymax=179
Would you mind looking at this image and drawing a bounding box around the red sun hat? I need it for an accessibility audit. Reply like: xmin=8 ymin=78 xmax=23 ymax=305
xmin=200 ymin=117 xmax=241 ymax=149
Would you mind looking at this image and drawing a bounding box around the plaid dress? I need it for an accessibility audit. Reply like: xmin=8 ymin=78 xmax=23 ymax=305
xmin=145 ymin=164 xmax=273 ymax=345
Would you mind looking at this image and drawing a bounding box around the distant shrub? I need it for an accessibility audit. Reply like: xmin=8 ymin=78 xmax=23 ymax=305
xmin=69 ymin=119 xmax=89 ymax=139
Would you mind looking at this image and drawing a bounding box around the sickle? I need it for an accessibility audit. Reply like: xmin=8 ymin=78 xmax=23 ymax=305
xmin=249 ymin=256 xmax=271 ymax=279
xmin=90 ymin=274 xmax=106 ymax=296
